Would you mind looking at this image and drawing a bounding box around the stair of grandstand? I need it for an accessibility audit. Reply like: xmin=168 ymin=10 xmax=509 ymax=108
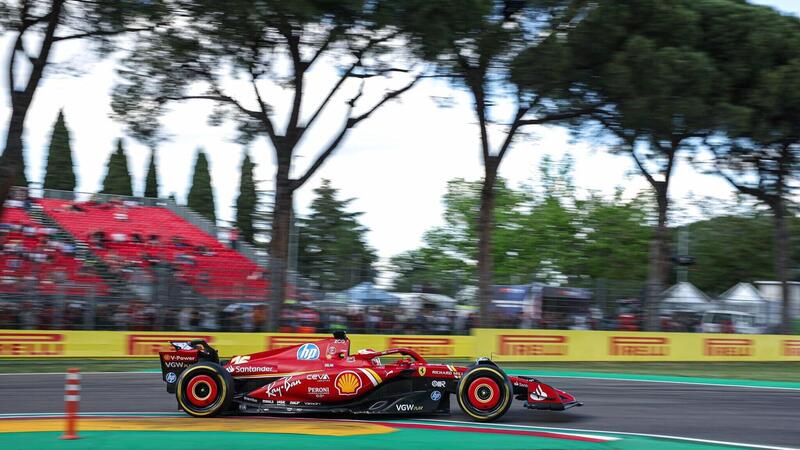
xmin=27 ymin=204 xmax=141 ymax=301
xmin=38 ymin=198 xmax=268 ymax=300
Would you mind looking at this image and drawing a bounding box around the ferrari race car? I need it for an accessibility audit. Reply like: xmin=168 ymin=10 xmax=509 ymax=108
xmin=159 ymin=331 xmax=581 ymax=422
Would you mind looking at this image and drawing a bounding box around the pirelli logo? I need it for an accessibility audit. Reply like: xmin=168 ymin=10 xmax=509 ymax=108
xmin=388 ymin=337 xmax=454 ymax=356
xmin=267 ymin=335 xmax=323 ymax=350
xmin=704 ymin=338 xmax=754 ymax=357
xmin=498 ymin=335 xmax=568 ymax=356
xmin=126 ymin=334 xmax=213 ymax=356
xmin=0 ymin=333 xmax=64 ymax=356
xmin=609 ymin=336 xmax=669 ymax=356
xmin=782 ymin=340 xmax=800 ymax=357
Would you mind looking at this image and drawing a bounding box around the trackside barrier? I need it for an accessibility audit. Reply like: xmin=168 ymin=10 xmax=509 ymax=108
xmin=472 ymin=329 xmax=800 ymax=362
xmin=0 ymin=330 xmax=798 ymax=361
xmin=61 ymin=368 xmax=80 ymax=440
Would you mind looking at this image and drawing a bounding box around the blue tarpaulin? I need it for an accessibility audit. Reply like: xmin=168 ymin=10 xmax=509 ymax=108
xmin=340 ymin=282 xmax=400 ymax=305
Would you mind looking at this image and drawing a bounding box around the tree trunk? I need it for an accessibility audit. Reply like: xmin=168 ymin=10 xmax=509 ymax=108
xmin=0 ymin=105 xmax=28 ymax=219
xmin=645 ymin=185 xmax=670 ymax=330
xmin=267 ymin=155 xmax=293 ymax=331
xmin=772 ymin=200 xmax=791 ymax=334
xmin=1 ymin=0 xmax=64 ymax=217
xmin=477 ymin=162 xmax=498 ymax=328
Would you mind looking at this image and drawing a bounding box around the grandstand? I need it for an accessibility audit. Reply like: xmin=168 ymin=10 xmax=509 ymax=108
xmin=0 ymin=205 xmax=108 ymax=297
xmin=37 ymin=198 xmax=268 ymax=301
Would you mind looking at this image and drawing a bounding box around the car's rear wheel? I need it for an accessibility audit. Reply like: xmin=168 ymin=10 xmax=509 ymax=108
xmin=176 ymin=362 xmax=233 ymax=417
xmin=456 ymin=364 xmax=513 ymax=422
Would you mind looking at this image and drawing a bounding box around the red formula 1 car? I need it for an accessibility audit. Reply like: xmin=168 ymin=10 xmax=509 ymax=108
xmin=159 ymin=331 xmax=581 ymax=422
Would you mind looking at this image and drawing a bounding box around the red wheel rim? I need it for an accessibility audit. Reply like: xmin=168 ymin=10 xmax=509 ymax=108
xmin=186 ymin=375 xmax=218 ymax=407
xmin=467 ymin=377 xmax=500 ymax=410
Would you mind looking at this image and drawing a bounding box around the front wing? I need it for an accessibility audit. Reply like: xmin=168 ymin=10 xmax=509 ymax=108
xmin=510 ymin=375 xmax=583 ymax=411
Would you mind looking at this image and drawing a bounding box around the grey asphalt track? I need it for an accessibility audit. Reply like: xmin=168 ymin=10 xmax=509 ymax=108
xmin=0 ymin=372 xmax=798 ymax=448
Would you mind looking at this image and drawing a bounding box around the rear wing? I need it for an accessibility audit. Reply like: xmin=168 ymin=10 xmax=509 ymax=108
xmin=159 ymin=340 xmax=218 ymax=393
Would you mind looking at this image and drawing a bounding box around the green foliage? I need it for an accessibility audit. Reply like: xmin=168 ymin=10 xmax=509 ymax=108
xmin=392 ymin=157 xmax=655 ymax=291
xmin=100 ymin=139 xmax=133 ymax=196
xmin=297 ymin=179 xmax=377 ymax=291
xmin=42 ymin=110 xmax=77 ymax=191
xmin=389 ymin=245 xmax=471 ymax=298
xmin=577 ymin=190 xmax=653 ymax=283
xmin=235 ymin=153 xmax=257 ymax=244
xmin=686 ymin=213 xmax=775 ymax=295
xmin=701 ymin=1 xmax=800 ymax=204
xmin=112 ymin=0 xmax=410 ymax=143
xmin=144 ymin=149 xmax=159 ymax=198
xmin=187 ymin=149 xmax=216 ymax=223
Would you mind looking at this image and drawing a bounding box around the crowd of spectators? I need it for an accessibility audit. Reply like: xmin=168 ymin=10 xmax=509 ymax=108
xmin=0 ymin=298 xmax=475 ymax=334
xmin=1 ymin=198 xmax=103 ymax=296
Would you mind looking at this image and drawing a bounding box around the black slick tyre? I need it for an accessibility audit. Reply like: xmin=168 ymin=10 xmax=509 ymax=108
xmin=456 ymin=365 xmax=513 ymax=422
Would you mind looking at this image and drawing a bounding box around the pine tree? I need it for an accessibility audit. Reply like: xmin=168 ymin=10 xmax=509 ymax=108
xmin=187 ymin=149 xmax=216 ymax=223
xmin=101 ymin=139 xmax=133 ymax=196
xmin=297 ymin=179 xmax=377 ymax=290
xmin=144 ymin=148 xmax=159 ymax=198
xmin=43 ymin=110 xmax=77 ymax=191
xmin=235 ymin=153 xmax=257 ymax=244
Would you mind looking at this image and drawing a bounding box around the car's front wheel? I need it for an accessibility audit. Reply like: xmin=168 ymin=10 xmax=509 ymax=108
xmin=176 ymin=362 xmax=233 ymax=417
xmin=456 ymin=364 xmax=513 ymax=422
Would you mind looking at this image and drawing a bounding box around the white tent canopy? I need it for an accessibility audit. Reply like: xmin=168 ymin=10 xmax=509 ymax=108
xmin=394 ymin=293 xmax=457 ymax=311
xmin=721 ymin=283 xmax=767 ymax=304
xmin=719 ymin=282 xmax=771 ymax=324
xmin=660 ymin=282 xmax=714 ymax=313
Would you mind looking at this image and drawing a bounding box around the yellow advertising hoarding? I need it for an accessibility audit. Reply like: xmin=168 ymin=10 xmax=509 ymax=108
xmin=473 ymin=329 xmax=800 ymax=362
xmin=0 ymin=329 xmax=797 ymax=361
xmin=0 ymin=330 xmax=475 ymax=359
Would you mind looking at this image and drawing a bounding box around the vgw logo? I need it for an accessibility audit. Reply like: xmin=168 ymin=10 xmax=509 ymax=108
xmin=297 ymin=343 xmax=320 ymax=360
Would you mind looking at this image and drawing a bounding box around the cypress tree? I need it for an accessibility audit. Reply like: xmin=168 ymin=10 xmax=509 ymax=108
xmin=101 ymin=139 xmax=133 ymax=196
xmin=144 ymin=148 xmax=159 ymax=198
xmin=187 ymin=149 xmax=216 ymax=223
xmin=43 ymin=110 xmax=77 ymax=191
xmin=235 ymin=153 xmax=257 ymax=244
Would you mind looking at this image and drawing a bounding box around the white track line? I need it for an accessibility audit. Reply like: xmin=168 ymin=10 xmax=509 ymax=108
xmin=419 ymin=418 xmax=800 ymax=450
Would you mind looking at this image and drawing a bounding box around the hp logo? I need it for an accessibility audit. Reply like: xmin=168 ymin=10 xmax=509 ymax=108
xmin=165 ymin=372 xmax=177 ymax=383
xmin=430 ymin=390 xmax=442 ymax=401
xmin=297 ymin=343 xmax=320 ymax=360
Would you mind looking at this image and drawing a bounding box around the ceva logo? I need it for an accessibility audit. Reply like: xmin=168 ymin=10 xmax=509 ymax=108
xmin=297 ymin=343 xmax=320 ymax=360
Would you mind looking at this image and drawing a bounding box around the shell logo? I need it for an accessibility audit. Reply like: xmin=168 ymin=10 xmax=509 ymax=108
xmin=335 ymin=371 xmax=362 ymax=395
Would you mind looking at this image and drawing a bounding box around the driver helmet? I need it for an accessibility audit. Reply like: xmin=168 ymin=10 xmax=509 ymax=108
xmin=358 ymin=348 xmax=381 ymax=366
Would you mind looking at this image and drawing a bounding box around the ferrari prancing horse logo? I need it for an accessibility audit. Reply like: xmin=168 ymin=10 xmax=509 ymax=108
xmin=418 ymin=367 xmax=426 ymax=376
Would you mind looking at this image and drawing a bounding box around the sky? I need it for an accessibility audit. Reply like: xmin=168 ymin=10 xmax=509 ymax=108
xmin=1 ymin=0 xmax=799 ymax=266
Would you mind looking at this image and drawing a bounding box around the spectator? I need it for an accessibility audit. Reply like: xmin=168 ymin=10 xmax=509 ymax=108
xmin=229 ymin=227 xmax=239 ymax=250
xmin=178 ymin=307 xmax=193 ymax=331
